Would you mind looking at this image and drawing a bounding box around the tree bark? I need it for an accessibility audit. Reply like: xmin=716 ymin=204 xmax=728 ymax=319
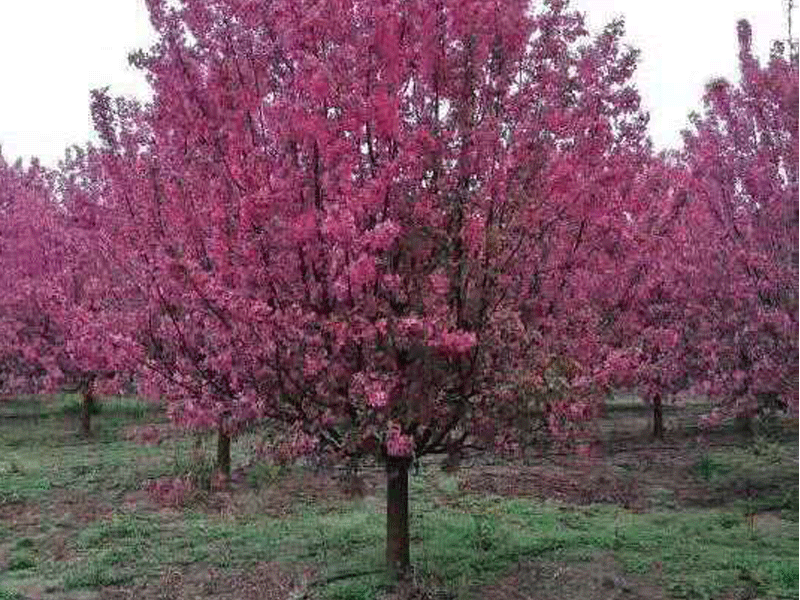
xmin=217 ymin=426 xmax=231 ymax=480
xmin=385 ymin=456 xmax=412 ymax=578
xmin=652 ymin=394 xmax=664 ymax=439
xmin=80 ymin=378 xmax=96 ymax=438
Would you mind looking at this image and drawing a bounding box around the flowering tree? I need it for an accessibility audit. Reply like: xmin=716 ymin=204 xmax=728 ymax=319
xmin=600 ymin=21 xmax=798 ymax=438
xmin=0 ymin=156 xmax=59 ymax=397
xmin=591 ymin=155 xmax=692 ymax=438
xmin=88 ymin=0 xmax=650 ymax=574
xmin=680 ymin=21 xmax=798 ymax=426
xmin=0 ymin=151 xmax=134 ymax=435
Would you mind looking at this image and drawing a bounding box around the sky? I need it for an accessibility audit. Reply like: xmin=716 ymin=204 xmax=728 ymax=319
xmin=0 ymin=1 xmax=794 ymax=167
xmin=572 ymin=0 xmax=795 ymax=151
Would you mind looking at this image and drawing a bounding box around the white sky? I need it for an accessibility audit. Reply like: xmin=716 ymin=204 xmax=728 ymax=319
xmin=572 ymin=0 xmax=795 ymax=151
xmin=0 ymin=1 xmax=794 ymax=167
xmin=0 ymin=1 xmax=155 ymax=167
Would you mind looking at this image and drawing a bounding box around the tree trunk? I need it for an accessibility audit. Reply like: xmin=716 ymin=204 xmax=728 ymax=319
xmin=217 ymin=427 xmax=231 ymax=480
xmin=385 ymin=456 xmax=412 ymax=578
xmin=652 ymin=394 xmax=664 ymax=439
xmin=735 ymin=413 xmax=754 ymax=436
xmin=80 ymin=379 xmax=96 ymax=438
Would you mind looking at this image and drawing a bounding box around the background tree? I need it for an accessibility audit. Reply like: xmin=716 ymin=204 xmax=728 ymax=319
xmin=593 ymin=155 xmax=696 ymax=439
xmin=600 ymin=20 xmax=798 ymax=439
xmin=0 ymin=156 xmax=60 ymax=398
xmin=680 ymin=20 xmax=798 ymax=427
xmin=0 ymin=151 xmax=134 ymax=436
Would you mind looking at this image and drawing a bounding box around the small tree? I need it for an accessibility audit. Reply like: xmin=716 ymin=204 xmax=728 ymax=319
xmin=0 ymin=151 xmax=134 ymax=435
xmin=601 ymin=22 xmax=799 ymax=435
xmin=595 ymin=156 xmax=701 ymax=439
xmin=680 ymin=21 xmax=798 ymax=426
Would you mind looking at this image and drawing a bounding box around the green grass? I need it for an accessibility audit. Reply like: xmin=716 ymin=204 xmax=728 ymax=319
xmin=0 ymin=587 xmax=23 ymax=600
xmin=62 ymin=560 xmax=135 ymax=590
xmin=291 ymin=487 xmax=798 ymax=599
xmin=691 ymin=441 xmax=799 ymax=518
xmin=611 ymin=508 xmax=797 ymax=600
xmin=0 ymin=395 xmax=797 ymax=600
xmin=0 ymin=397 xmax=213 ymax=505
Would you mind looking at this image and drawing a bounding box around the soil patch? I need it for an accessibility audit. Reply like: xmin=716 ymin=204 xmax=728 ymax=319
xmin=379 ymin=553 xmax=666 ymax=600
xmin=99 ymin=561 xmax=315 ymax=600
xmin=458 ymin=463 xmax=641 ymax=509
xmin=0 ymin=490 xmax=113 ymax=570
xmin=467 ymin=552 xmax=665 ymax=600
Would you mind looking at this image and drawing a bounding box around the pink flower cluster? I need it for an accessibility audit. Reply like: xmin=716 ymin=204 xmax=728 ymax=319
xmin=437 ymin=330 xmax=477 ymax=355
xmin=386 ymin=423 xmax=414 ymax=457
xmin=352 ymin=372 xmax=393 ymax=408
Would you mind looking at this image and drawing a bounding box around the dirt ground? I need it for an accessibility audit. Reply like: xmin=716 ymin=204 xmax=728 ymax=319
xmin=98 ymin=562 xmax=316 ymax=600
xmin=468 ymin=553 xmax=667 ymax=600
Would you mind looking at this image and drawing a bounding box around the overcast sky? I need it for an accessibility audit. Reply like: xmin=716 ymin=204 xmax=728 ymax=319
xmin=0 ymin=1 xmax=794 ymax=167
xmin=572 ymin=0 xmax=794 ymax=151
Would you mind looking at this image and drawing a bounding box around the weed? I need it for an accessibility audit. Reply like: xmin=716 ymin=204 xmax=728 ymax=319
xmin=471 ymin=512 xmax=497 ymax=552
xmin=716 ymin=512 xmax=740 ymax=529
xmin=7 ymin=551 xmax=36 ymax=571
xmin=62 ymin=561 xmax=133 ymax=590
xmin=246 ymin=461 xmax=283 ymax=489
xmin=77 ymin=514 xmax=155 ymax=549
xmin=169 ymin=446 xmax=216 ymax=491
xmin=693 ymin=454 xmax=729 ymax=481
xmin=666 ymin=578 xmax=717 ymax=600
xmin=770 ymin=561 xmax=799 ymax=590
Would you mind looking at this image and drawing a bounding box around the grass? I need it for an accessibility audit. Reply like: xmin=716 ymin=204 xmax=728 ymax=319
xmin=691 ymin=440 xmax=799 ymax=518
xmin=0 ymin=587 xmax=23 ymax=600
xmin=0 ymin=395 xmax=796 ymax=600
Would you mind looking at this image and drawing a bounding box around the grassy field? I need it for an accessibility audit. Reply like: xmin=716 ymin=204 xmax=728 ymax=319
xmin=0 ymin=394 xmax=796 ymax=600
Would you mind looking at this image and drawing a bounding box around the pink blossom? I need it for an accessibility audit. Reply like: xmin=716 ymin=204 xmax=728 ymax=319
xmin=429 ymin=271 xmax=449 ymax=297
xmin=386 ymin=423 xmax=414 ymax=457
xmin=349 ymin=254 xmax=377 ymax=288
xmin=366 ymin=387 xmax=389 ymax=408
xmin=363 ymin=220 xmax=401 ymax=252
xmin=438 ymin=330 xmax=477 ymax=355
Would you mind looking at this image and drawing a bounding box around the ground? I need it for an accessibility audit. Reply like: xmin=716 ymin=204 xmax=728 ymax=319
xmin=0 ymin=394 xmax=796 ymax=600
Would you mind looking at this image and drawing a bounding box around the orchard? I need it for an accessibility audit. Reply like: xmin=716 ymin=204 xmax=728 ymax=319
xmin=0 ymin=0 xmax=796 ymax=598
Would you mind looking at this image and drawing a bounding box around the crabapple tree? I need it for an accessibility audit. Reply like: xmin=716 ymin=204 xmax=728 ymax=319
xmin=599 ymin=21 xmax=798 ymax=438
xmin=90 ymin=0 xmax=649 ymax=574
xmin=681 ymin=21 xmax=798 ymax=426
xmin=0 ymin=156 xmax=59 ymax=397
xmin=0 ymin=151 xmax=134 ymax=436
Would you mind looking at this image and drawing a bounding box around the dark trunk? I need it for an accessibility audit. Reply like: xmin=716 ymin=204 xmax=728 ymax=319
xmin=385 ymin=456 xmax=411 ymax=578
xmin=735 ymin=413 xmax=754 ymax=436
xmin=217 ymin=427 xmax=231 ymax=479
xmin=80 ymin=379 xmax=96 ymax=437
xmin=653 ymin=394 xmax=664 ymax=439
